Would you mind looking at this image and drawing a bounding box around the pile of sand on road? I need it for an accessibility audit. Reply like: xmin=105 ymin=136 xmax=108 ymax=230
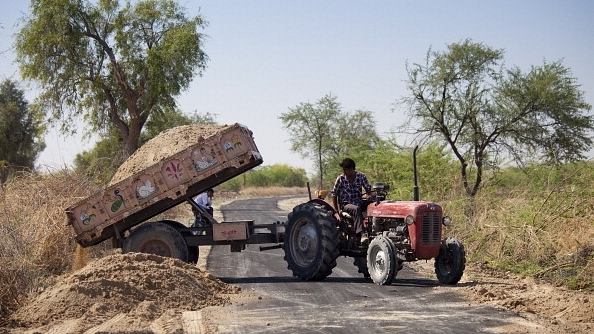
xmin=9 ymin=253 xmax=240 ymax=332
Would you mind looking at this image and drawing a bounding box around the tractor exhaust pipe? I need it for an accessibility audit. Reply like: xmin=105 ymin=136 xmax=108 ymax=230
xmin=413 ymin=145 xmax=420 ymax=201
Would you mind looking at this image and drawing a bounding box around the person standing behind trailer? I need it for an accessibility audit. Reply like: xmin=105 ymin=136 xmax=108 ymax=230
xmin=194 ymin=188 xmax=214 ymax=216
xmin=331 ymin=158 xmax=372 ymax=245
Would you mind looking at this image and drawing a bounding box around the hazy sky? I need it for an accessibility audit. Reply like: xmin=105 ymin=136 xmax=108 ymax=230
xmin=1 ymin=1 xmax=593 ymax=175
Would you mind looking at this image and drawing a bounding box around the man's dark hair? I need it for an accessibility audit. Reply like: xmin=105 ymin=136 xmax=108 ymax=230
xmin=339 ymin=158 xmax=356 ymax=169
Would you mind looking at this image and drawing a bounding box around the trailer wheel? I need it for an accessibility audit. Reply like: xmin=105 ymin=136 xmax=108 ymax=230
xmin=353 ymin=257 xmax=370 ymax=278
xmin=283 ymin=202 xmax=339 ymax=280
xmin=123 ymin=222 xmax=189 ymax=262
xmin=367 ymin=236 xmax=397 ymax=285
xmin=435 ymin=237 xmax=466 ymax=285
xmin=158 ymin=220 xmax=199 ymax=265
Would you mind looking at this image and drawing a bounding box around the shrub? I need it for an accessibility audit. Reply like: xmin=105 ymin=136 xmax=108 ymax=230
xmin=220 ymin=164 xmax=308 ymax=190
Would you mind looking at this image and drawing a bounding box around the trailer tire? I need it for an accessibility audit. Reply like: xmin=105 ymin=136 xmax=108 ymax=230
xmin=367 ymin=236 xmax=397 ymax=285
xmin=123 ymin=222 xmax=189 ymax=262
xmin=158 ymin=220 xmax=199 ymax=264
xmin=283 ymin=202 xmax=339 ymax=280
xmin=435 ymin=237 xmax=466 ymax=285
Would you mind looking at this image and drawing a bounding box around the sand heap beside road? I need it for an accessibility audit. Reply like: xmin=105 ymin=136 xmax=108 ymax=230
xmin=9 ymin=253 xmax=240 ymax=333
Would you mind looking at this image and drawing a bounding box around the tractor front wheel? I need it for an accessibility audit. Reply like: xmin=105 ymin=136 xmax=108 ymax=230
xmin=367 ymin=236 xmax=397 ymax=285
xmin=435 ymin=237 xmax=466 ymax=284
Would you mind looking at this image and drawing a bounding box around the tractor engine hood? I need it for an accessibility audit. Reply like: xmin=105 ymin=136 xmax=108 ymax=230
xmin=367 ymin=200 xmax=443 ymax=218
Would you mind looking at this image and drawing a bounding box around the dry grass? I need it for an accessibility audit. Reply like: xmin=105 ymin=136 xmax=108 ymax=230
xmin=445 ymin=188 xmax=594 ymax=289
xmin=0 ymin=172 xmax=132 ymax=320
xmin=0 ymin=169 xmax=107 ymax=323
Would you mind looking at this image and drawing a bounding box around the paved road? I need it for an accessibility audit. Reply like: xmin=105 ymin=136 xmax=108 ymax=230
xmin=205 ymin=197 xmax=541 ymax=333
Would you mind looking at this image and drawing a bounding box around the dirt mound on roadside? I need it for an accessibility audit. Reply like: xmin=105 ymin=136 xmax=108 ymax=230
xmin=9 ymin=253 xmax=240 ymax=332
xmin=109 ymin=124 xmax=233 ymax=186
xmin=457 ymin=262 xmax=594 ymax=332
xmin=411 ymin=261 xmax=594 ymax=333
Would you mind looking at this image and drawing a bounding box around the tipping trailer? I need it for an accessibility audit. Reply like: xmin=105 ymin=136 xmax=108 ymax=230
xmin=66 ymin=123 xmax=284 ymax=263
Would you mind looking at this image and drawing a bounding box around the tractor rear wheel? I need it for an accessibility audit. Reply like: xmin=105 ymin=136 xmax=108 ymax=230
xmin=283 ymin=202 xmax=340 ymax=280
xmin=435 ymin=237 xmax=466 ymax=284
xmin=367 ymin=236 xmax=397 ymax=285
xmin=123 ymin=222 xmax=189 ymax=262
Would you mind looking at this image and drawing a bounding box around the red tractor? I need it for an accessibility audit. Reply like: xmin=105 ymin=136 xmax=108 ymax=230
xmin=282 ymin=147 xmax=466 ymax=285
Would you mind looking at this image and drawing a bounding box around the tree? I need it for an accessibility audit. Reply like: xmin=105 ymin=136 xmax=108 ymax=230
xmin=401 ymin=39 xmax=593 ymax=196
xmin=280 ymin=94 xmax=378 ymax=189
xmin=15 ymin=0 xmax=208 ymax=159
xmin=0 ymin=79 xmax=45 ymax=183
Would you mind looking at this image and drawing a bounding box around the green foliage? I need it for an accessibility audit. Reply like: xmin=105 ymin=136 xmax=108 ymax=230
xmin=402 ymin=39 xmax=593 ymax=197
xmin=280 ymin=94 xmax=378 ymax=189
xmin=16 ymin=0 xmax=208 ymax=157
xmin=252 ymin=164 xmax=307 ymax=187
xmin=219 ymin=164 xmax=308 ymax=190
xmin=0 ymin=79 xmax=46 ymax=183
xmin=497 ymin=61 xmax=593 ymax=164
xmin=491 ymin=260 xmax=542 ymax=278
xmin=217 ymin=175 xmax=243 ymax=192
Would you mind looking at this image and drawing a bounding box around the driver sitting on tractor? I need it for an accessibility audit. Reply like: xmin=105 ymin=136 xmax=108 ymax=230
xmin=331 ymin=158 xmax=372 ymax=245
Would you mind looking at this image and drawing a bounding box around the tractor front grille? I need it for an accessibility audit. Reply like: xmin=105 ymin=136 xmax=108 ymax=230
xmin=420 ymin=211 xmax=441 ymax=245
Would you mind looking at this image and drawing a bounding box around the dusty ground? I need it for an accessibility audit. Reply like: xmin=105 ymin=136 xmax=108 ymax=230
xmin=408 ymin=260 xmax=594 ymax=333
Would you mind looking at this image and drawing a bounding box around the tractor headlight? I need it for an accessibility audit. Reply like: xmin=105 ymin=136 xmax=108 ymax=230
xmin=442 ymin=216 xmax=451 ymax=226
xmin=405 ymin=215 xmax=414 ymax=225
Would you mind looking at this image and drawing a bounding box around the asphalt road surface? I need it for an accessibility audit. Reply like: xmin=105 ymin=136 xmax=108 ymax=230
xmin=205 ymin=197 xmax=540 ymax=333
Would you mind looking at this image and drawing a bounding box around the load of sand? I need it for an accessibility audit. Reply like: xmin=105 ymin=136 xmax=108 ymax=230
xmin=109 ymin=124 xmax=233 ymax=186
